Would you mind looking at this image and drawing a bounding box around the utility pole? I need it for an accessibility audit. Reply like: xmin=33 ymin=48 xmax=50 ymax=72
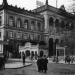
xmin=56 ymin=0 xmax=57 ymax=8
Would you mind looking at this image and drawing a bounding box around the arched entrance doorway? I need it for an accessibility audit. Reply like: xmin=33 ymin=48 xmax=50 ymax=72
xmin=49 ymin=38 xmax=53 ymax=57
xmin=25 ymin=50 xmax=30 ymax=57
xmin=49 ymin=38 xmax=59 ymax=57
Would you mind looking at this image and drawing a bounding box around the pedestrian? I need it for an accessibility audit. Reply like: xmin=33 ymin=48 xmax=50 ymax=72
xmin=37 ymin=56 xmax=41 ymax=72
xmin=22 ymin=53 xmax=25 ymax=65
xmin=56 ymin=56 xmax=59 ymax=63
xmin=71 ymin=56 xmax=74 ymax=64
xmin=65 ymin=56 xmax=67 ymax=63
xmin=43 ymin=55 xmax=48 ymax=73
xmin=40 ymin=56 xmax=44 ymax=72
xmin=67 ymin=56 xmax=71 ymax=64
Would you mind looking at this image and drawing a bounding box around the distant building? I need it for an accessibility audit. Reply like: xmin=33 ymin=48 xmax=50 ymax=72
xmin=0 ymin=0 xmax=75 ymax=57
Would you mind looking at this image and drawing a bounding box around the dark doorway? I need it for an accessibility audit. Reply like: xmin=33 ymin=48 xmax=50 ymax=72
xmin=40 ymin=51 xmax=44 ymax=57
xmin=26 ymin=50 xmax=30 ymax=57
xmin=49 ymin=38 xmax=53 ymax=57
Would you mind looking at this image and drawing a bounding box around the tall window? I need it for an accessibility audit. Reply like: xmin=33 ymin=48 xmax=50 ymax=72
xmin=60 ymin=21 xmax=65 ymax=28
xmin=55 ymin=19 xmax=59 ymax=27
xmin=24 ymin=20 xmax=28 ymax=29
xmin=0 ymin=31 xmax=1 ymax=38
xmin=37 ymin=22 xmax=41 ymax=31
xmin=49 ymin=17 xmax=54 ymax=26
xmin=38 ymin=35 xmax=41 ymax=41
xmin=17 ymin=18 xmax=21 ymax=28
xmin=9 ymin=31 xmax=14 ymax=38
xmin=9 ymin=16 xmax=14 ymax=26
xmin=16 ymin=32 xmax=22 ymax=39
xmin=30 ymin=34 xmax=34 ymax=40
xmin=23 ymin=33 xmax=28 ymax=40
xmin=0 ymin=16 xmax=2 ymax=26
xmin=31 ymin=21 xmax=35 ymax=30
xmin=34 ymin=34 xmax=38 ymax=40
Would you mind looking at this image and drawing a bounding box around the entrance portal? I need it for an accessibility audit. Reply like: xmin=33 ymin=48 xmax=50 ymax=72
xmin=49 ymin=38 xmax=53 ymax=56
xmin=49 ymin=38 xmax=58 ymax=57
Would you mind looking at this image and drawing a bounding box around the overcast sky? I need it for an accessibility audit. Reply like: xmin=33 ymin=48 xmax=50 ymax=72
xmin=0 ymin=0 xmax=74 ymax=11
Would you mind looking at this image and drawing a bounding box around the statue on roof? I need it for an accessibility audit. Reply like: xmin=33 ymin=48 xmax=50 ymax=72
xmin=46 ymin=0 xmax=48 ymax=5
xmin=59 ymin=5 xmax=65 ymax=11
xmin=2 ymin=0 xmax=8 ymax=5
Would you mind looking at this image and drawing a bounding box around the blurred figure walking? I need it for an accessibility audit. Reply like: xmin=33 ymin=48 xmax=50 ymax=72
xmin=37 ymin=56 xmax=43 ymax=72
xmin=71 ymin=56 xmax=74 ymax=64
xmin=43 ymin=55 xmax=48 ymax=73
xmin=22 ymin=53 xmax=25 ymax=65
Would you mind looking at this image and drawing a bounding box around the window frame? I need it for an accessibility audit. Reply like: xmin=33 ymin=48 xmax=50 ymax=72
xmin=9 ymin=16 xmax=14 ymax=27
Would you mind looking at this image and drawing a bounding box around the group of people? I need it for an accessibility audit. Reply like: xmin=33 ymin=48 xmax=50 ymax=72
xmin=65 ymin=56 xmax=74 ymax=64
xmin=37 ymin=55 xmax=48 ymax=73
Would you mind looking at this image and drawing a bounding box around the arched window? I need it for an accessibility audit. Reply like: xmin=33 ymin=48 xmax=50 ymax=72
xmin=9 ymin=16 xmax=14 ymax=26
xmin=49 ymin=17 xmax=54 ymax=26
xmin=24 ymin=20 xmax=28 ymax=29
xmin=31 ymin=21 xmax=35 ymax=30
xmin=55 ymin=19 xmax=59 ymax=27
xmin=17 ymin=18 xmax=21 ymax=28
xmin=60 ymin=21 xmax=65 ymax=28
xmin=49 ymin=38 xmax=53 ymax=56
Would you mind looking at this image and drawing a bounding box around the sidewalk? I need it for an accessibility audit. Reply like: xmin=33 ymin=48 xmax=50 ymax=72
xmin=48 ymin=59 xmax=75 ymax=64
xmin=5 ymin=62 xmax=32 ymax=69
xmin=4 ymin=58 xmax=32 ymax=69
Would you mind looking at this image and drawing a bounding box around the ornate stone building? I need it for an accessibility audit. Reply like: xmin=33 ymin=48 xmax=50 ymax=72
xmin=0 ymin=0 xmax=75 ymax=57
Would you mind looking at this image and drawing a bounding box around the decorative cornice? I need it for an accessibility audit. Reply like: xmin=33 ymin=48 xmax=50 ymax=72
xmin=33 ymin=4 xmax=75 ymax=20
xmin=0 ymin=3 xmax=43 ymax=19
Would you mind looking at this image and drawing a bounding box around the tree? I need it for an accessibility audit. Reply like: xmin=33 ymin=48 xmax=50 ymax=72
xmin=67 ymin=0 xmax=75 ymax=13
xmin=62 ymin=30 xmax=75 ymax=55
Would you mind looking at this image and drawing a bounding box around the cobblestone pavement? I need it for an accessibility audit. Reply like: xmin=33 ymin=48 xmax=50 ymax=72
xmin=0 ymin=61 xmax=75 ymax=75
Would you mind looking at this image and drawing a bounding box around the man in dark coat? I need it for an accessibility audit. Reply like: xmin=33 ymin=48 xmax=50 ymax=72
xmin=37 ymin=56 xmax=41 ymax=72
xmin=37 ymin=56 xmax=44 ymax=72
xmin=43 ymin=55 xmax=48 ymax=73
xmin=22 ymin=54 xmax=25 ymax=65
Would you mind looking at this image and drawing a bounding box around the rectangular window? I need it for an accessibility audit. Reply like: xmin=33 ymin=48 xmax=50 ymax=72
xmin=38 ymin=35 xmax=41 ymax=41
xmin=37 ymin=22 xmax=41 ymax=31
xmin=24 ymin=23 xmax=28 ymax=29
xmin=31 ymin=21 xmax=35 ymax=30
xmin=30 ymin=34 xmax=34 ymax=40
xmin=0 ymin=45 xmax=2 ymax=52
xmin=0 ymin=16 xmax=2 ymax=26
xmin=23 ymin=34 xmax=28 ymax=40
xmin=34 ymin=34 xmax=38 ymax=40
xmin=0 ymin=32 xmax=1 ymax=38
xmin=9 ymin=32 xmax=14 ymax=38
xmin=16 ymin=32 xmax=22 ymax=39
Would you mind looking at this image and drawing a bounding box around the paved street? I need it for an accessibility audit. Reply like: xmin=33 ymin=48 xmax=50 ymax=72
xmin=0 ymin=60 xmax=75 ymax=75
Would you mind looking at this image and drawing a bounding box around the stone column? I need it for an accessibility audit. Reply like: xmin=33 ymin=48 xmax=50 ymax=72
xmin=44 ymin=13 xmax=49 ymax=33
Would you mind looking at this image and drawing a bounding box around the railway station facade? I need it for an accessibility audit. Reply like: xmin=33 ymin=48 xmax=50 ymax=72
xmin=0 ymin=0 xmax=75 ymax=57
